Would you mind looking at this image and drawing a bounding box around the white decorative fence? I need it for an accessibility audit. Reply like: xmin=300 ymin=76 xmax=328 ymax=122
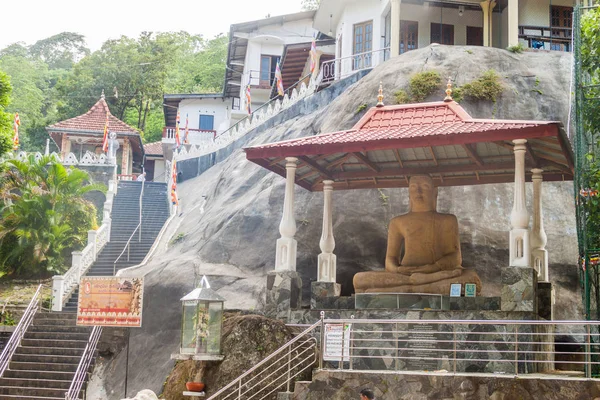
xmin=51 ymin=179 xmax=116 ymax=312
xmin=10 ymin=150 xmax=112 ymax=166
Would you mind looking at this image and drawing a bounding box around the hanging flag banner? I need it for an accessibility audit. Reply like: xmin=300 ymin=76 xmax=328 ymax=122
xmin=102 ymin=113 xmax=109 ymax=153
xmin=76 ymin=276 xmax=144 ymax=327
xmin=310 ymin=37 xmax=317 ymax=75
xmin=12 ymin=113 xmax=20 ymax=150
xmin=184 ymin=113 xmax=190 ymax=144
xmin=245 ymin=82 xmax=252 ymax=115
xmin=175 ymin=111 xmax=181 ymax=147
xmin=275 ymin=61 xmax=284 ymax=97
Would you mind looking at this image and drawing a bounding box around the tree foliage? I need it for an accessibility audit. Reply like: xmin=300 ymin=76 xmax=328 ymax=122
xmin=30 ymin=32 xmax=90 ymax=70
xmin=301 ymin=0 xmax=320 ymax=11
xmin=0 ymin=156 xmax=105 ymax=277
xmin=0 ymin=69 xmax=13 ymax=156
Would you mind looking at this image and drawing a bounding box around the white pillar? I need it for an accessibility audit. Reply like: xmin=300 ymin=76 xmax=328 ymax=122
xmin=88 ymin=230 xmax=98 ymax=261
xmin=507 ymin=0 xmax=519 ymax=47
xmin=105 ymin=216 xmax=112 ymax=242
xmin=275 ymin=157 xmax=298 ymax=271
xmin=318 ymin=180 xmax=337 ymax=282
xmin=480 ymin=0 xmax=496 ymax=47
xmin=531 ymin=168 xmax=549 ymax=282
xmin=510 ymin=139 xmax=531 ymax=267
xmin=391 ymin=0 xmax=401 ymax=57
xmin=51 ymin=275 xmax=65 ymax=312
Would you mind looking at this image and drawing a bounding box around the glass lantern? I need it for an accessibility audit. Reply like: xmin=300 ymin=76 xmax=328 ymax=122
xmin=179 ymin=276 xmax=224 ymax=358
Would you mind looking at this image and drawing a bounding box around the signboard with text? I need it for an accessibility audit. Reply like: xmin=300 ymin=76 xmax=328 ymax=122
xmin=76 ymin=276 xmax=144 ymax=327
xmin=323 ymin=323 xmax=351 ymax=362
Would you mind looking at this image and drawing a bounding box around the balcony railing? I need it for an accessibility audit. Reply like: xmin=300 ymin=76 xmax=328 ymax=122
xmin=519 ymin=25 xmax=572 ymax=51
xmin=162 ymin=126 xmax=216 ymax=144
xmin=320 ymin=47 xmax=390 ymax=84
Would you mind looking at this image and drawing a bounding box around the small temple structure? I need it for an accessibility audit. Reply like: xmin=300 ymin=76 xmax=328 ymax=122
xmin=46 ymin=92 xmax=145 ymax=179
xmin=245 ymin=82 xmax=574 ymax=320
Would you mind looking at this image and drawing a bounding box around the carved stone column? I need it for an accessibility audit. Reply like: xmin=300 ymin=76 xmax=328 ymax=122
xmin=531 ymin=168 xmax=548 ymax=282
xmin=267 ymin=157 xmax=302 ymax=319
xmin=275 ymin=157 xmax=298 ymax=271
xmin=502 ymin=138 xmax=536 ymax=312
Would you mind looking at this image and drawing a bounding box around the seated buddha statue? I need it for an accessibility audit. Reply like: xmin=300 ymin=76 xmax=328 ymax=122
xmin=353 ymin=175 xmax=482 ymax=294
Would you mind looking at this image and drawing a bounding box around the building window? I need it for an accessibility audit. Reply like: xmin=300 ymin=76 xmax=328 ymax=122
xmin=353 ymin=20 xmax=373 ymax=69
xmin=260 ymin=55 xmax=280 ymax=87
xmin=466 ymin=26 xmax=483 ymax=46
xmin=430 ymin=23 xmax=454 ymax=45
xmin=199 ymin=115 xmax=214 ymax=131
xmin=232 ymin=97 xmax=241 ymax=110
xmin=400 ymin=21 xmax=418 ymax=54
xmin=550 ymin=6 xmax=572 ymax=51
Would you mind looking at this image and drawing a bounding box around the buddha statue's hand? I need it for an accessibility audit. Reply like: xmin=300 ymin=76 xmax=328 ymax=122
xmin=396 ymin=264 xmax=442 ymax=275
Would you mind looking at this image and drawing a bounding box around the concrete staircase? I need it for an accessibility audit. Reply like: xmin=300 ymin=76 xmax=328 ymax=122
xmin=63 ymin=181 xmax=169 ymax=312
xmin=0 ymin=313 xmax=90 ymax=399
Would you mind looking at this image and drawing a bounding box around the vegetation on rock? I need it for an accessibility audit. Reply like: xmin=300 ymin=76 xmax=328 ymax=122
xmin=453 ymin=70 xmax=503 ymax=103
xmin=394 ymin=71 xmax=442 ymax=104
xmin=506 ymin=43 xmax=525 ymax=54
xmin=0 ymin=155 xmax=105 ymax=277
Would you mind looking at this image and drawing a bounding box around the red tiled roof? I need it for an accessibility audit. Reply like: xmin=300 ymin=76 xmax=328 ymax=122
xmin=246 ymin=102 xmax=558 ymax=157
xmin=47 ymin=97 xmax=138 ymax=134
xmin=143 ymin=141 xmax=163 ymax=156
xmin=244 ymin=101 xmax=574 ymax=192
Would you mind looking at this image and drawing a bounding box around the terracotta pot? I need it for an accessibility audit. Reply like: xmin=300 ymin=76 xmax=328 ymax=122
xmin=186 ymin=382 xmax=205 ymax=392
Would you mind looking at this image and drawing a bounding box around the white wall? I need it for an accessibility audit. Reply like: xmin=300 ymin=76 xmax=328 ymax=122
xmin=519 ymin=0 xmax=574 ymax=27
xmin=178 ymin=98 xmax=231 ymax=134
xmin=154 ymin=159 xmax=165 ymax=182
xmin=335 ymin=0 xmax=390 ymax=60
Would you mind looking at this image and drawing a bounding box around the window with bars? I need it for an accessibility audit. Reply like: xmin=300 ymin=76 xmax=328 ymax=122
xmin=353 ymin=21 xmax=373 ymax=70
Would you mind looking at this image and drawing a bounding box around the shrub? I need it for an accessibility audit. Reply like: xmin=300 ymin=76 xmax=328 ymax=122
xmin=507 ymin=43 xmax=525 ymax=53
xmin=394 ymin=89 xmax=410 ymax=104
xmin=409 ymin=71 xmax=442 ymax=102
xmin=459 ymin=70 xmax=503 ymax=102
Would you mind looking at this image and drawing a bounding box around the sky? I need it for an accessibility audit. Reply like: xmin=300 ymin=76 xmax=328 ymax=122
xmin=0 ymin=0 xmax=305 ymax=51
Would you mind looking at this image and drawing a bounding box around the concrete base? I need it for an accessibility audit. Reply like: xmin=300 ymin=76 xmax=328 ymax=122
xmin=266 ymin=270 xmax=302 ymax=319
xmin=537 ymin=282 xmax=554 ymax=321
xmin=501 ymin=266 xmax=537 ymax=312
xmin=310 ymin=281 xmax=341 ymax=309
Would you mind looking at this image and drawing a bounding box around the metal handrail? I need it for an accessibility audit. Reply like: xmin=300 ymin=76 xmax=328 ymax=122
xmin=113 ymin=172 xmax=145 ymax=275
xmin=206 ymin=319 xmax=322 ymax=400
xmin=0 ymin=284 xmax=42 ymax=377
xmin=65 ymin=325 xmax=102 ymax=400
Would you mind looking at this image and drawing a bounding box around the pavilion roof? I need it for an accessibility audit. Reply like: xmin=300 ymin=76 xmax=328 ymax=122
xmin=244 ymin=101 xmax=574 ymax=192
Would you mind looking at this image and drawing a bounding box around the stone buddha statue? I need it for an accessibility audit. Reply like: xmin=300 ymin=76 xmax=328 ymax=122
xmin=353 ymin=175 xmax=482 ymax=294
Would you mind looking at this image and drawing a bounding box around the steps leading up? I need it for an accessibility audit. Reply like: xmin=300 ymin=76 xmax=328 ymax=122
xmin=0 ymin=313 xmax=89 ymax=400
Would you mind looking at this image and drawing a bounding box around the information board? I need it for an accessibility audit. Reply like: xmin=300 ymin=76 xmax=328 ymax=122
xmin=76 ymin=276 xmax=144 ymax=327
xmin=323 ymin=323 xmax=351 ymax=361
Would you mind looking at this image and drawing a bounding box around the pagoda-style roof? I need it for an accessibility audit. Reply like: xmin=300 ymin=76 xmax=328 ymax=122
xmin=47 ymin=96 xmax=144 ymax=162
xmin=244 ymin=101 xmax=574 ymax=191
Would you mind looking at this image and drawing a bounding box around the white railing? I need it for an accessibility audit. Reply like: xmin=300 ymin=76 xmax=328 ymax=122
xmin=206 ymin=320 xmax=321 ymax=400
xmin=65 ymin=325 xmax=102 ymax=400
xmin=52 ymin=180 xmax=117 ymax=312
xmin=320 ymin=47 xmax=390 ymax=84
xmin=0 ymin=284 xmax=42 ymax=377
xmin=172 ymin=75 xmax=321 ymax=162
xmin=163 ymin=127 xmax=216 ymax=145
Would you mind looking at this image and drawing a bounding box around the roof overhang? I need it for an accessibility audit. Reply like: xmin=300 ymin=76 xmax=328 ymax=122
xmin=314 ymin=0 xmax=348 ymax=33
xmin=244 ymin=101 xmax=574 ymax=192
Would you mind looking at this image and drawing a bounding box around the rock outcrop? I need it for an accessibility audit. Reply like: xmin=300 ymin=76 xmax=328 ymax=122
xmin=97 ymin=45 xmax=580 ymax=398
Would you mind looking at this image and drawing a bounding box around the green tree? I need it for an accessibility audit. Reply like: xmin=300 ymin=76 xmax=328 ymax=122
xmin=30 ymin=32 xmax=90 ymax=70
xmin=301 ymin=0 xmax=320 ymax=10
xmin=0 ymin=155 xmax=105 ymax=277
xmin=0 ymin=69 xmax=13 ymax=156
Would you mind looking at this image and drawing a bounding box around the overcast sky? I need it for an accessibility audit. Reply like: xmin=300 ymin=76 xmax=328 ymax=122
xmin=0 ymin=0 xmax=305 ymax=51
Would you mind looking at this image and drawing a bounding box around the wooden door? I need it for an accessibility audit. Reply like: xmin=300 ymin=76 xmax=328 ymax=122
xmin=466 ymin=26 xmax=483 ymax=46
xmin=400 ymin=21 xmax=418 ymax=54
xmin=430 ymin=23 xmax=454 ymax=45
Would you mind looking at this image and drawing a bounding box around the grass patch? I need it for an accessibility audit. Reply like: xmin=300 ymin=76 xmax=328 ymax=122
xmin=355 ymin=103 xmax=368 ymax=114
xmin=507 ymin=43 xmax=525 ymax=54
xmin=457 ymin=70 xmax=503 ymax=103
xmin=394 ymin=71 xmax=442 ymax=104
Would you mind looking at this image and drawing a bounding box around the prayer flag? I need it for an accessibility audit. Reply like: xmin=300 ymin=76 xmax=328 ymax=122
xmin=175 ymin=111 xmax=181 ymax=147
xmin=310 ymin=37 xmax=317 ymax=74
xmin=184 ymin=113 xmax=189 ymax=145
xmin=171 ymin=159 xmax=177 ymax=190
xmin=102 ymin=112 xmax=109 ymax=153
xmin=12 ymin=113 xmax=20 ymax=150
xmin=275 ymin=61 xmax=284 ymax=97
xmin=245 ymin=83 xmax=252 ymax=115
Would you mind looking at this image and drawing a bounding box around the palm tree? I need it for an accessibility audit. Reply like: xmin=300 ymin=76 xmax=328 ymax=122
xmin=0 ymin=155 xmax=106 ymax=277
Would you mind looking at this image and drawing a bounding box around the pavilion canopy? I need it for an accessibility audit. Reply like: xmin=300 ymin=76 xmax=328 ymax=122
xmin=244 ymin=101 xmax=574 ymax=192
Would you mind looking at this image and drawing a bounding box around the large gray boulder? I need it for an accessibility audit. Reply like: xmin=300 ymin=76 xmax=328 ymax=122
xmin=98 ymin=45 xmax=580 ymax=397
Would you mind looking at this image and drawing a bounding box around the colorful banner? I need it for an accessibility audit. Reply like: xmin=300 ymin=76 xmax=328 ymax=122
xmin=175 ymin=110 xmax=181 ymax=147
xmin=77 ymin=276 xmax=144 ymax=327
xmin=310 ymin=38 xmax=317 ymax=74
xmin=245 ymin=83 xmax=252 ymax=115
xmin=12 ymin=113 xmax=20 ymax=151
xmin=275 ymin=61 xmax=284 ymax=96
xmin=102 ymin=113 xmax=109 ymax=153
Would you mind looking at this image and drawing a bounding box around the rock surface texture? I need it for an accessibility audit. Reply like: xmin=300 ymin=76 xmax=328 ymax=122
xmin=98 ymin=46 xmax=581 ymax=397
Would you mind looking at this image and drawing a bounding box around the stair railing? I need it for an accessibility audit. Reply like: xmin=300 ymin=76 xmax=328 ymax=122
xmin=65 ymin=325 xmax=102 ymax=400
xmin=113 ymin=171 xmax=145 ymax=275
xmin=206 ymin=318 xmax=322 ymax=400
xmin=0 ymin=284 xmax=42 ymax=377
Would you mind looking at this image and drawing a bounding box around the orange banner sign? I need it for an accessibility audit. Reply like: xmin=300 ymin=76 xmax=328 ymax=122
xmin=76 ymin=277 xmax=144 ymax=327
